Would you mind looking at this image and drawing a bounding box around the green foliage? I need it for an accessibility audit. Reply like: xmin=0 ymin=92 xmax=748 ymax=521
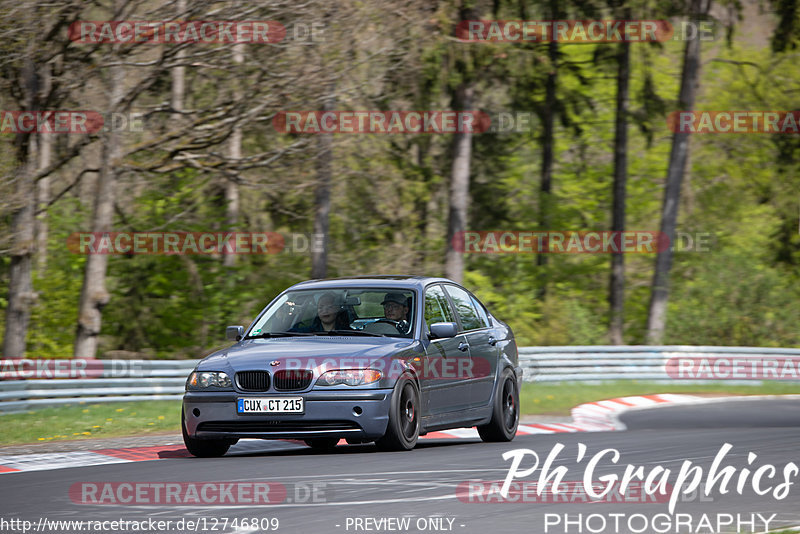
xmin=4 ymin=5 xmax=799 ymax=357
xmin=25 ymin=199 xmax=87 ymax=359
xmin=462 ymin=36 xmax=800 ymax=348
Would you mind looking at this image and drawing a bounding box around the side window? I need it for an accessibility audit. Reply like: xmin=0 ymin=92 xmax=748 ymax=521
xmin=444 ymin=285 xmax=484 ymax=331
xmin=424 ymin=285 xmax=455 ymax=329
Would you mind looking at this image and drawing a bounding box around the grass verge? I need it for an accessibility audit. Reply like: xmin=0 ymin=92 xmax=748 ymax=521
xmin=0 ymin=400 xmax=182 ymax=446
xmin=0 ymin=381 xmax=797 ymax=446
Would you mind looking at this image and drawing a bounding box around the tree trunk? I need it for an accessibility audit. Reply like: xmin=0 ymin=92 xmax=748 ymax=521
xmin=170 ymin=0 xmax=186 ymax=120
xmin=35 ymin=64 xmax=53 ymax=273
xmin=445 ymin=83 xmax=474 ymax=284
xmin=223 ymin=132 xmax=241 ymax=268
xmin=537 ymin=0 xmax=559 ymax=297
xmin=609 ymin=38 xmax=630 ymax=345
xmin=311 ymin=83 xmax=334 ymax=279
xmin=4 ymin=143 xmax=37 ymax=359
xmin=223 ymin=42 xmax=243 ymax=268
xmin=412 ymin=139 xmax=431 ymax=272
xmin=3 ymin=49 xmax=41 ymax=359
xmin=646 ymin=0 xmax=710 ymax=344
xmin=73 ymin=36 xmax=124 ymax=358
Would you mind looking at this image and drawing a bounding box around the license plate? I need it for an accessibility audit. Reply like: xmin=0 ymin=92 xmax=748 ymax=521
xmin=237 ymin=397 xmax=304 ymax=414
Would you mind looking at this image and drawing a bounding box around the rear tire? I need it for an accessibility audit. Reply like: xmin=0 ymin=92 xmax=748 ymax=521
xmin=182 ymin=409 xmax=231 ymax=458
xmin=375 ymin=376 xmax=420 ymax=451
xmin=477 ymin=369 xmax=519 ymax=442
xmin=304 ymin=438 xmax=339 ymax=450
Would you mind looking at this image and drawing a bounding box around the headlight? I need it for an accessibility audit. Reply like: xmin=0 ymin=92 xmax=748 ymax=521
xmin=186 ymin=371 xmax=232 ymax=390
xmin=316 ymin=369 xmax=382 ymax=386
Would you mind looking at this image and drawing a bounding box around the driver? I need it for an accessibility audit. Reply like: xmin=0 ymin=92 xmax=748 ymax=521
xmin=381 ymin=293 xmax=409 ymax=323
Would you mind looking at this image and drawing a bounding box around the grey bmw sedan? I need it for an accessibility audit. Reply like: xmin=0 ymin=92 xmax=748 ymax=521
xmin=182 ymin=276 xmax=522 ymax=457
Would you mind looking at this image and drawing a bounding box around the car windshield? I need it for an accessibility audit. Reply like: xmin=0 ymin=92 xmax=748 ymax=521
xmin=246 ymin=288 xmax=416 ymax=339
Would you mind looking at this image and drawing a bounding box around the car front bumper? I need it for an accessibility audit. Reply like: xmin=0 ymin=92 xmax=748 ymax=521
xmin=183 ymin=389 xmax=393 ymax=441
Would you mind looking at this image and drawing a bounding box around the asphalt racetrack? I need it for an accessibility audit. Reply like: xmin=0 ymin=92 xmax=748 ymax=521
xmin=2 ymin=398 xmax=799 ymax=534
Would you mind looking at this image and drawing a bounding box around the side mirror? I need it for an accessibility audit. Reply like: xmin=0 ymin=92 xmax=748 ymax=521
xmin=226 ymin=325 xmax=245 ymax=341
xmin=429 ymin=322 xmax=458 ymax=339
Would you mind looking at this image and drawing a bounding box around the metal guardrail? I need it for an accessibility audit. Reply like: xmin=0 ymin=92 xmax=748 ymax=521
xmin=0 ymin=360 xmax=199 ymax=413
xmin=1 ymin=346 xmax=799 ymax=413
xmin=520 ymin=345 xmax=800 ymax=382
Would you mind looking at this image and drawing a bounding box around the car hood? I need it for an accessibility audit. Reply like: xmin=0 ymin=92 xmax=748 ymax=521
xmin=198 ymin=337 xmax=421 ymax=374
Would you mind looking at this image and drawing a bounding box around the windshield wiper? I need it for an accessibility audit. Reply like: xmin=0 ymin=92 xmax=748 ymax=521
xmin=244 ymin=331 xmax=314 ymax=339
xmin=333 ymin=330 xmax=386 ymax=337
xmin=307 ymin=329 xmax=388 ymax=337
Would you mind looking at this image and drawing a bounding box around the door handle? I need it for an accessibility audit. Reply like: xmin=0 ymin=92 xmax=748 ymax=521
xmin=458 ymin=342 xmax=469 ymax=352
xmin=488 ymin=336 xmax=497 ymax=346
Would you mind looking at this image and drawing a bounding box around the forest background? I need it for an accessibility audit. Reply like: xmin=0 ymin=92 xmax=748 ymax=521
xmin=1 ymin=0 xmax=798 ymax=360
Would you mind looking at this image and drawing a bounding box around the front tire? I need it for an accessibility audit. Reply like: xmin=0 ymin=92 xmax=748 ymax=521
xmin=477 ymin=369 xmax=519 ymax=442
xmin=375 ymin=376 xmax=420 ymax=451
xmin=182 ymin=409 xmax=232 ymax=458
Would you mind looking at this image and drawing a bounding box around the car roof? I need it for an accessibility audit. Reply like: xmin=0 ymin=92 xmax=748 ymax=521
xmin=287 ymin=275 xmax=454 ymax=291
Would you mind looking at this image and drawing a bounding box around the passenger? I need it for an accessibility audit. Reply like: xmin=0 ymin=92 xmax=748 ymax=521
xmin=310 ymin=292 xmax=351 ymax=332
